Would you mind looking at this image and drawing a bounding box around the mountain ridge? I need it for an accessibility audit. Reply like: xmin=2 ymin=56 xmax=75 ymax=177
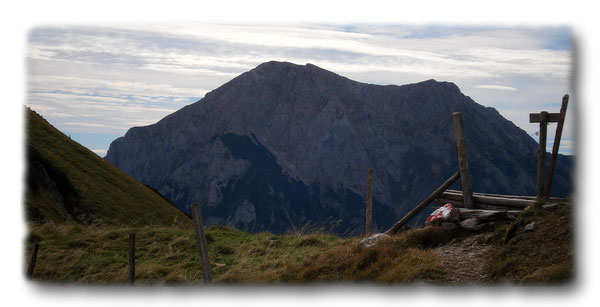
xmin=105 ymin=61 xmax=573 ymax=234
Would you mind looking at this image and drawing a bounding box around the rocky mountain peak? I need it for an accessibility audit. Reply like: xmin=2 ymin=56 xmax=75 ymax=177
xmin=105 ymin=61 xmax=573 ymax=234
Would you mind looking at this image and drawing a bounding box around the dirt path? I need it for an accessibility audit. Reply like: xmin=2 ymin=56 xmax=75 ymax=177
xmin=432 ymin=233 xmax=493 ymax=284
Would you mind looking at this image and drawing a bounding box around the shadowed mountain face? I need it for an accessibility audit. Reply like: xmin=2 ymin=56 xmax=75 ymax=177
xmin=105 ymin=61 xmax=573 ymax=234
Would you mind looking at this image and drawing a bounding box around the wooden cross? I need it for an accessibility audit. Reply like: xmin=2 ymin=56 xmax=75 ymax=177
xmin=529 ymin=94 xmax=569 ymax=200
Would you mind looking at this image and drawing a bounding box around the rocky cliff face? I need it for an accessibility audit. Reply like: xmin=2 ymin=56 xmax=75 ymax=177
xmin=105 ymin=61 xmax=573 ymax=234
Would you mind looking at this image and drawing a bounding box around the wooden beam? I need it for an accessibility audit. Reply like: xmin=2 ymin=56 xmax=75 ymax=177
xmin=536 ymin=111 xmax=548 ymax=199
xmin=191 ymin=202 xmax=212 ymax=284
xmin=453 ymin=112 xmax=474 ymax=209
xmin=439 ymin=191 xmax=533 ymax=208
xmin=544 ymin=94 xmax=569 ymax=199
xmin=529 ymin=113 xmax=560 ymax=123
xmin=433 ymin=197 xmax=465 ymax=207
xmin=385 ymin=171 xmax=460 ymax=235
xmin=365 ymin=168 xmax=373 ymax=236
xmin=434 ymin=197 xmax=524 ymax=211
xmin=444 ymin=189 xmax=566 ymax=202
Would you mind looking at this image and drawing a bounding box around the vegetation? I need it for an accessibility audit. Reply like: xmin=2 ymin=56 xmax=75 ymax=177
xmin=484 ymin=201 xmax=573 ymax=284
xmin=24 ymin=202 xmax=573 ymax=285
xmin=25 ymin=108 xmax=190 ymax=227
xmin=25 ymin=223 xmax=451 ymax=284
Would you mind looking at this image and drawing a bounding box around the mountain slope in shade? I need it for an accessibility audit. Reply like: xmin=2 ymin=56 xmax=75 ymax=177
xmin=105 ymin=61 xmax=573 ymax=234
xmin=26 ymin=108 xmax=191 ymax=227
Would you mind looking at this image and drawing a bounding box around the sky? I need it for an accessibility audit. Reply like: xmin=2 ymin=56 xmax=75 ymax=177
xmin=25 ymin=23 xmax=574 ymax=157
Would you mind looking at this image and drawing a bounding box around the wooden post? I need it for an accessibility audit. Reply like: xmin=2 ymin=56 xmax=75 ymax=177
xmin=191 ymin=202 xmax=212 ymax=284
xmin=537 ymin=111 xmax=549 ymax=199
xmin=365 ymin=168 xmax=373 ymax=235
xmin=385 ymin=171 xmax=460 ymax=234
xmin=27 ymin=243 xmax=39 ymax=279
xmin=128 ymin=233 xmax=135 ymax=285
xmin=453 ymin=112 xmax=474 ymax=209
xmin=544 ymin=94 xmax=569 ymax=199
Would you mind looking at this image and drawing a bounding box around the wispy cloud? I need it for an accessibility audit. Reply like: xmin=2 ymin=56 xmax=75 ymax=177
xmin=26 ymin=23 xmax=573 ymax=155
xmin=475 ymin=85 xmax=518 ymax=91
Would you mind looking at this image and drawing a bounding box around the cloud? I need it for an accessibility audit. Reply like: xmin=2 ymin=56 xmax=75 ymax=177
xmin=26 ymin=24 xmax=573 ymax=154
xmin=475 ymin=85 xmax=518 ymax=91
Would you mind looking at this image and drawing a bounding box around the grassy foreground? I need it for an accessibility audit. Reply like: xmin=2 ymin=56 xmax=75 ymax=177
xmin=25 ymin=201 xmax=573 ymax=285
xmin=25 ymin=223 xmax=448 ymax=284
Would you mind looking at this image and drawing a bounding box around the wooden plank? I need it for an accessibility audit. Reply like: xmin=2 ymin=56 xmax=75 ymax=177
xmin=445 ymin=190 xmax=532 ymax=199
xmin=27 ymin=243 xmax=39 ymax=279
xmin=439 ymin=191 xmax=533 ymax=208
xmin=191 ymin=202 xmax=212 ymax=284
xmin=453 ymin=112 xmax=474 ymax=209
xmin=433 ymin=197 xmax=465 ymax=208
xmin=129 ymin=233 xmax=135 ymax=285
xmin=385 ymin=171 xmax=460 ymax=235
xmin=530 ymin=112 xmax=560 ymax=123
xmin=537 ymin=111 xmax=548 ymax=199
xmin=544 ymin=94 xmax=569 ymax=199
xmin=434 ymin=197 xmax=524 ymax=211
xmin=444 ymin=189 xmax=566 ymax=202
xmin=365 ymin=168 xmax=373 ymax=235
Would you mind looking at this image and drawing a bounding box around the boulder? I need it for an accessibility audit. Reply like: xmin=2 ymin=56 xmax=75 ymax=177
xmin=359 ymin=233 xmax=390 ymax=249
xmin=426 ymin=204 xmax=459 ymax=226
xmin=460 ymin=218 xmax=481 ymax=230
xmin=525 ymin=221 xmax=537 ymax=231
xmin=441 ymin=222 xmax=458 ymax=230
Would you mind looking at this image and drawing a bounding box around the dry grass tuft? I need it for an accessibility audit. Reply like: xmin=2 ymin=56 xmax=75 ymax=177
xmin=485 ymin=201 xmax=573 ymax=284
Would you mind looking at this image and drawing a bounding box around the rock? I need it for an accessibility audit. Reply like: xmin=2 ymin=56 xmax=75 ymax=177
xmin=426 ymin=204 xmax=459 ymax=226
xmin=359 ymin=233 xmax=390 ymax=249
xmin=525 ymin=221 xmax=537 ymax=231
xmin=442 ymin=222 xmax=457 ymax=230
xmin=456 ymin=208 xmax=519 ymax=222
xmin=104 ymin=61 xmax=574 ymax=234
xmin=460 ymin=218 xmax=480 ymax=230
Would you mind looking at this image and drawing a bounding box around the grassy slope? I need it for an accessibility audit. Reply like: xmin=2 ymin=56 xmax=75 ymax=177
xmin=25 ymin=201 xmax=572 ymax=284
xmin=25 ymin=108 xmax=191 ymax=227
xmin=485 ymin=201 xmax=573 ymax=284
xmin=26 ymin=224 xmax=447 ymax=284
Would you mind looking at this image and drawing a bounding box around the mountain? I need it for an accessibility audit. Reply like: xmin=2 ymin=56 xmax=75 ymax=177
xmin=25 ymin=108 xmax=191 ymax=227
xmin=105 ymin=61 xmax=573 ymax=234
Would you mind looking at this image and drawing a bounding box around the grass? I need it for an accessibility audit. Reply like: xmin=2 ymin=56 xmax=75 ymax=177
xmin=484 ymin=201 xmax=573 ymax=284
xmin=26 ymin=223 xmax=448 ymax=284
xmin=26 ymin=201 xmax=573 ymax=284
xmin=25 ymin=108 xmax=191 ymax=227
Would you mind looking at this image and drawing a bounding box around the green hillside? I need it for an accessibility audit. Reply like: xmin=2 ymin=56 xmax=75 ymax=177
xmin=25 ymin=108 xmax=191 ymax=227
